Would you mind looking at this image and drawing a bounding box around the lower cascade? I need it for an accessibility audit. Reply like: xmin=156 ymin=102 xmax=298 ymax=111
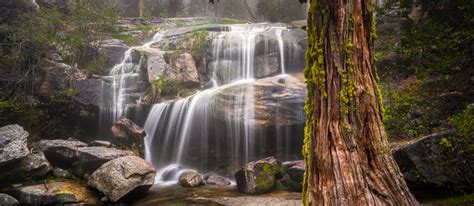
xmin=101 ymin=23 xmax=307 ymax=184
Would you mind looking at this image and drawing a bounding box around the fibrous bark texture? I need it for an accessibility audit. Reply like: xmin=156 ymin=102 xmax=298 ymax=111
xmin=302 ymin=0 xmax=419 ymax=205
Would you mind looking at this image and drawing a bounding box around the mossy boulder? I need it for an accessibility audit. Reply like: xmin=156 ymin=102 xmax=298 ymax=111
xmin=234 ymin=156 xmax=285 ymax=195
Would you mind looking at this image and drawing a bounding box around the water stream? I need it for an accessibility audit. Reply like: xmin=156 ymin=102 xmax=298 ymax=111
xmin=101 ymin=23 xmax=306 ymax=185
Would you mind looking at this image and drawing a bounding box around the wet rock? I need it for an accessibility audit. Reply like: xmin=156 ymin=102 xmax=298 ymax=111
xmin=256 ymin=53 xmax=280 ymax=79
xmin=98 ymin=39 xmax=130 ymax=72
xmin=0 ymin=193 xmax=19 ymax=205
xmin=36 ymin=139 xmax=87 ymax=168
xmin=88 ymin=140 xmax=113 ymax=148
xmin=206 ymin=175 xmax=231 ymax=186
xmin=111 ymin=116 xmax=146 ymax=156
xmin=392 ymin=131 xmax=474 ymax=190
xmin=234 ymin=157 xmax=285 ymax=195
xmin=6 ymin=181 xmax=100 ymax=205
xmin=215 ymin=75 xmax=306 ymax=127
xmin=0 ymin=152 xmax=52 ymax=185
xmin=0 ymin=125 xmax=29 ymax=166
xmin=87 ymin=156 xmax=155 ymax=202
xmin=179 ymin=171 xmax=205 ymax=188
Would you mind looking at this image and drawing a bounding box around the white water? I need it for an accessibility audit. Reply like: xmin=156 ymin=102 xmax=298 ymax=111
xmin=141 ymin=24 xmax=307 ymax=185
xmin=100 ymin=31 xmax=166 ymax=133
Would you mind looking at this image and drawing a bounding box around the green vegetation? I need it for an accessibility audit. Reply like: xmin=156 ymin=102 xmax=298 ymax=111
xmin=151 ymin=77 xmax=185 ymax=96
xmin=379 ymin=0 xmax=474 ymax=139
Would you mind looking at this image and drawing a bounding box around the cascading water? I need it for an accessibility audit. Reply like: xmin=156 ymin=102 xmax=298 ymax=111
xmin=99 ymin=31 xmax=165 ymax=136
xmin=143 ymin=24 xmax=306 ymax=184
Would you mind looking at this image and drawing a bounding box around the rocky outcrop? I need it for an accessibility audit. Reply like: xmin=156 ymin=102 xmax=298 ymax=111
xmin=234 ymin=157 xmax=285 ymax=195
xmin=98 ymin=39 xmax=130 ymax=72
xmin=179 ymin=171 xmax=205 ymax=188
xmin=215 ymin=75 xmax=306 ymax=127
xmin=111 ymin=117 xmax=146 ymax=156
xmin=6 ymin=181 xmax=100 ymax=205
xmin=0 ymin=193 xmax=19 ymax=205
xmin=392 ymin=131 xmax=474 ymax=190
xmin=0 ymin=125 xmax=29 ymax=166
xmin=0 ymin=152 xmax=52 ymax=185
xmin=87 ymin=156 xmax=155 ymax=202
xmin=37 ymin=139 xmax=134 ymax=176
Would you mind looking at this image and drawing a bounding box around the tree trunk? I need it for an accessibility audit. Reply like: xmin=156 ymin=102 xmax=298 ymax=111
xmin=139 ymin=0 xmax=145 ymax=18
xmin=302 ymin=0 xmax=419 ymax=205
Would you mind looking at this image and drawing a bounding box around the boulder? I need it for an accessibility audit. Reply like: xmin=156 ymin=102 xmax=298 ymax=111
xmin=0 ymin=193 xmax=19 ymax=205
xmin=215 ymin=75 xmax=306 ymax=127
xmin=73 ymin=147 xmax=135 ymax=177
xmin=0 ymin=152 xmax=52 ymax=185
xmin=392 ymin=131 xmax=474 ymax=190
xmin=87 ymin=156 xmax=155 ymax=202
xmin=37 ymin=139 xmax=134 ymax=176
xmin=6 ymin=181 xmax=100 ymax=205
xmin=0 ymin=125 xmax=30 ymax=166
xmin=286 ymin=161 xmax=304 ymax=182
xmin=179 ymin=171 xmax=205 ymax=188
xmin=98 ymin=39 xmax=130 ymax=72
xmin=234 ymin=157 xmax=285 ymax=195
xmin=53 ymin=167 xmax=71 ymax=179
xmin=111 ymin=116 xmax=146 ymax=156
xmin=88 ymin=140 xmax=114 ymax=148
xmin=206 ymin=175 xmax=231 ymax=186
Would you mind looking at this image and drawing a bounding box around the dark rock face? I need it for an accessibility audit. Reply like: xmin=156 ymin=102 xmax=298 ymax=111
xmin=0 ymin=193 xmax=19 ymax=205
xmin=0 ymin=152 xmax=52 ymax=185
xmin=234 ymin=157 xmax=285 ymax=195
xmin=285 ymin=161 xmax=304 ymax=183
xmin=98 ymin=39 xmax=130 ymax=73
xmin=206 ymin=175 xmax=231 ymax=186
xmin=6 ymin=181 xmax=100 ymax=205
xmin=179 ymin=171 xmax=205 ymax=188
xmin=392 ymin=131 xmax=474 ymax=191
xmin=111 ymin=116 xmax=146 ymax=156
xmin=87 ymin=156 xmax=155 ymax=202
xmin=0 ymin=125 xmax=30 ymax=166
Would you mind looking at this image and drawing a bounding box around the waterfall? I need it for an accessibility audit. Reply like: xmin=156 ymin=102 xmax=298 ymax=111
xmin=100 ymin=31 xmax=165 ymax=135
xmin=276 ymin=28 xmax=286 ymax=74
xmin=142 ymin=24 xmax=305 ymax=184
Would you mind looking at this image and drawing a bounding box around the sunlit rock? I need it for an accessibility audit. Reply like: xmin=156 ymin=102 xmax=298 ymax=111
xmin=87 ymin=156 xmax=155 ymax=202
xmin=6 ymin=181 xmax=100 ymax=205
xmin=179 ymin=171 xmax=205 ymax=188
xmin=0 ymin=125 xmax=30 ymax=166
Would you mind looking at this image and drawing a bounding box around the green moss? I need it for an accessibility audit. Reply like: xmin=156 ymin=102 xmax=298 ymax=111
xmin=255 ymin=176 xmax=273 ymax=191
xmin=262 ymin=164 xmax=274 ymax=176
